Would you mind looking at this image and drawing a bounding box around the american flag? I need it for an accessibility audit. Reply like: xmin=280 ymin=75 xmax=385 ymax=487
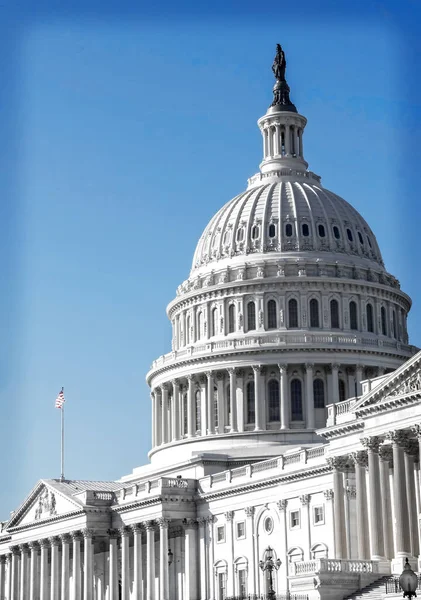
xmin=55 ymin=388 xmax=65 ymax=409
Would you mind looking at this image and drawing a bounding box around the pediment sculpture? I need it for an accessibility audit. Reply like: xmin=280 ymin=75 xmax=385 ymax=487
xmin=34 ymin=488 xmax=57 ymax=520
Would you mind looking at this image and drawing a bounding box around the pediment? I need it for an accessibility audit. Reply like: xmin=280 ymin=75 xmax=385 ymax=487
xmin=7 ymin=481 xmax=83 ymax=530
xmin=354 ymin=349 xmax=421 ymax=413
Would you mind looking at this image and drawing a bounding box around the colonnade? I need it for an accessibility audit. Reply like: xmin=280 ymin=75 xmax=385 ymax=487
xmin=328 ymin=426 xmax=421 ymax=564
xmin=0 ymin=519 xmax=198 ymax=600
xmin=151 ymin=362 xmax=373 ymax=449
xmin=261 ymin=121 xmax=303 ymax=159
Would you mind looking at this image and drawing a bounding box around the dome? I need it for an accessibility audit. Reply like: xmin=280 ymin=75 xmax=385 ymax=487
xmin=191 ymin=179 xmax=383 ymax=275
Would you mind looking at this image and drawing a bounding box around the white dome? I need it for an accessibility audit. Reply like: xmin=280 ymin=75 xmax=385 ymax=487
xmin=192 ymin=179 xmax=383 ymax=274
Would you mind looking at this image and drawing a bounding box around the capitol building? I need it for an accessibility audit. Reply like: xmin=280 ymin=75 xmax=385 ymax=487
xmin=1 ymin=45 xmax=421 ymax=600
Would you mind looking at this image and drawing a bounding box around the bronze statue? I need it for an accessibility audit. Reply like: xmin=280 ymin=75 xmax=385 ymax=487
xmin=272 ymin=44 xmax=286 ymax=82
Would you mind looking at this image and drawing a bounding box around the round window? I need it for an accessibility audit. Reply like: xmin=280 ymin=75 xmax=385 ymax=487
xmin=264 ymin=516 xmax=274 ymax=534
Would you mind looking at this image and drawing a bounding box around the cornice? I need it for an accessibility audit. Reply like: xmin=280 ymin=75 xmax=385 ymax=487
xmin=355 ymin=390 xmax=421 ymax=418
xmin=111 ymin=496 xmax=163 ymax=514
xmin=317 ymin=420 xmax=365 ymax=441
xmin=7 ymin=509 xmax=85 ymax=534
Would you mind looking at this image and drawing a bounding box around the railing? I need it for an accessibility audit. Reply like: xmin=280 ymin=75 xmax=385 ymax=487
xmin=307 ymin=446 xmax=325 ymax=459
xmin=92 ymin=491 xmax=115 ymax=501
xmin=251 ymin=459 xmax=279 ymax=473
xmin=231 ymin=467 xmax=247 ymax=479
xmin=224 ymin=595 xmax=308 ymax=600
xmin=292 ymin=559 xmax=378 ymax=576
xmin=385 ymin=575 xmax=421 ymax=594
xmin=283 ymin=453 xmax=301 ymax=466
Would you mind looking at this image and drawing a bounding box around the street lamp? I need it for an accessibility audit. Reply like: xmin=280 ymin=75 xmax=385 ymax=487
xmin=168 ymin=548 xmax=174 ymax=566
xmin=259 ymin=546 xmax=281 ymax=600
xmin=399 ymin=558 xmax=418 ymax=599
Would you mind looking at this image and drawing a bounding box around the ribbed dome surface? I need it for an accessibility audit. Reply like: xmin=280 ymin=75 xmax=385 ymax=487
xmin=191 ymin=180 xmax=383 ymax=273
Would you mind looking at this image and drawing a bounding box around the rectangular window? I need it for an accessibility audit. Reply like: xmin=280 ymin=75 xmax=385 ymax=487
xmin=290 ymin=510 xmax=300 ymax=529
xmin=216 ymin=525 xmax=225 ymax=543
xmin=236 ymin=521 xmax=246 ymax=539
xmin=238 ymin=569 xmax=247 ymax=597
xmin=313 ymin=505 xmax=324 ymax=525
xmin=218 ymin=572 xmax=226 ymax=600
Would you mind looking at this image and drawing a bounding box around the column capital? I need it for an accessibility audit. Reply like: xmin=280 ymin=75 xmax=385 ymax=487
xmin=323 ymin=489 xmax=334 ymax=501
xmin=356 ymin=364 xmax=365 ymax=372
xmin=171 ymin=378 xmax=180 ymax=388
xmin=131 ymin=523 xmax=143 ymax=534
xmin=384 ymin=430 xmax=407 ymax=447
xmin=182 ymin=518 xmax=198 ymax=530
xmin=216 ymin=371 xmax=225 ymax=381
xmin=161 ymin=382 xmax=170 ymax=392
xmin=39 ymin=539 xmax=50 ymax=549
xmin=331 ymin=363 xmax=340 ymax=371
xmin=305 ymin=363 xmax=314 ymax=372
xmin=81 ymin=528 xmax=95 ymax=539
xmin=206 ymin=515 xmax=216 ymax=524
xmin=157 ymin=518 xmax=170 ymax=529
xmin=411 ymin=424 xmax=421 ymax=439
xmin=154 ymin=386 xmax=162 ymax=396
xmin=28 ymin=541 xmax=39 ymax=551
xmin=379 ymin=445 xmax=393 ymax=463
xmin=276 ymin=499 xmax=288 ymax=512
xmin=18 ymin=543 xmax=29 ymax=554
xmin=144 ymin=520 xmax=156 ymax=531
xmin=235 ymin=368 xmax=245 ymax=378
xmin=197 ymin=517 xmax=207 ymax=527
xmin=186 ymin=373 xmax=195 ymax=382
xmin=404 ymin=439 xmax=419 ymax=456
xmin=361 ymin=436 xmax=382 ymax=453
xmin=107 ymin=528 xmax=120 ymax=539
xmin=300 ymin=494 xmax=310 ymax=506
xmin=204 ymin=370 xmax=213 ymax=378
xmin=245 ymin=506 xmax=255 ymax=517
xmin=345 ymin=366 xmax=355 ymax=376
xmin=119 ymin=526 xmax=131 ymax=538
xmin=350 ymin=450 xmax=368 ymax=468
xmin=0 ymin=555 xmax=6 ymax=565
xmin=199 ymin=374 xmax=207 ymax=385
xmin=60 ymin=533 xmax=72 ymax=544
xmin=326 ymin=456 xmax=349 ymax=471
xmin=71 ymin=530 xmax=83 ymax=542
xmin=227 ymin=367 xmax=236 ymax=376
xmin=278 ymin=363 xmax=288 ymax=373
xmin=224 ymin=511 xmax=234 ymax=522
xmin=10 ymin=545 xmax=20 ymax=555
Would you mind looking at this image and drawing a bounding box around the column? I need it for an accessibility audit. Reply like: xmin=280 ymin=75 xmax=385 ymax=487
xmin=0 ymin=556 xmax=5 ymax=600
xmin=346 ymin=367 xmax=356 ymax=399
xmin=49 ymin=537 xmax=59 ymax=600
xmin=379 ymin=446 xmax=394 ymax=559
xmin=151 ymin=392 xmax=156 ymax=448
xmin=236 ymin=369 xmax=245 ymax=433
xmin=323 ymin=490 xmax=335 ymax=556
xmin=5 ymin=555 xmax=11 ymax=600
xmin=206 ymin=371 xmax=215 ymax=435
xmin=355 ymin=365 xmax=364 ymax=396
xmin=361 ymin=437 xmax=385 ymax=559
xmin=274 ymin=124 xmax=280 ymax=155
xmin=386 ymin=431 xmax=412 ymax=568
xmin=300 ymin=496 xmax=311 ymax=559
xmin=39 ymin=540 xmax=49 ymax=600
xmin=172 ymin=380 xmax=180 ymax=441
xmin=198 ymin=519 xmax=207 ymax=600
xmin=187 ymin=375 xmax=195 ymax=438
xmin=83 ymin=528 xmax=94 ymax=600
xmin=228 ymin=369 xmax=237 ymax=432
xmin=276 ymin=502 xmax=288 ymax=594
xmin=328 ymin=457 xmax=347 ymax=559
xmin=132 ymin=524 xmax=143 ymax=600
xmin=161 ymin=384 xmax=169 ymax=445
xmin=278 ymin=364 xmax=289 ymax=430
xmin=19 ymin=545 xmax=29 ymax=600
xmin=351 ymin=451 xmax=370 ymax=559
xmin=245 ymin=507 xmax=256 ymax=595
xmin=331 ymin=363 xmax=339 ymax=404
xmin=60 ymin=534 xmax=71 ymax=600
xmin=175 ymin=534 xmax=183 ymax=600
xmin=199 ymin=375 xmax=208 ymax=436
xmin=225 ymin=512 xmax=234 ymax=597
xmin=405 ymin=441 xmax=419 ymax=557
xmin=120 ymin=527 xmax=130 ymax=600
xmin=145 ymin=521 xmax=156 ymax=600
xmin=10 ymin=547 xmax=19 ymax=600
xmin=158 ymin=519 xmax=170 ymax=600
xmin=207 ymin=517 xmax=215 ymax=600
xmin=155 ymin=388 xmax=162 ymax=446
xmin=216 ymin=372 xmax=225 ymax=433
xmin=284 ymin=125 xmax=291 ymax=155
xmin=252 ymin=366 xmax=262 ymax=431
xmin=108 ymin=529 xmax=119 ymax=600
xmin=305 ymin=363 xmax=314 ymax=428
xmin=184 ymin=520 xmax=198 ymax=600
xmin=263 ymin=126 xmax=268 ymax=158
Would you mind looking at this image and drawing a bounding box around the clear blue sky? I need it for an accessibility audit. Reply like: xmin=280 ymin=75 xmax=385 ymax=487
xmin=0 ymin=0 xmax=420 ymax=518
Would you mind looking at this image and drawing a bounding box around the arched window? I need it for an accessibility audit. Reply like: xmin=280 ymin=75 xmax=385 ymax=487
xmin=226 ymin=384 xmax=231 ymax=426
xmin=186 ymin=315 xmax=191 ymax=344
xmin=358 ymin=231 xmax=364 ymax=245
xmin=246 ymin=381 xmax=255 ymax=424
xmin=381 ymin=306 xmax=387 ymax=335
xmin=285 ymin=223 xmax=293 ymax=237
xmin=349 ymin=301 xmax=358 ymax=330
xmin=268 ymin=223 xmax=276 ymax=238
xmin=251 ymin=224 xmax=259 ymax=240
xmin=214 ymin=387 xmax=219 ymax=430
xmin=309 ymin=299 xmax=320 ymax=328
xmin=392 ymin=310 xmax=397 ymax=339
xmin=288 ymin=299 xmax=299 ymax=328
xmin=268 ymin=380 xmax=280 ymax=422
xmin=228 ymin=304 xmax=235 ymax=334
xmin=346 ymin=228 xmax=353 ymax=242
xmin=333 ymin=226 xmax=341 ymax=239
xmin=339 ymin=379 xmax=346 ymax=402
xmin=318 ymin=224 xmax=326 ymax=238
xmin=366 ymin=303 xmax=374 ymax=333
xmin=211 ymin=307 xmax=218 ymax=337
xmin=223 ymin=229 xmax=231 ymax=246
xmin=291 ymin=379 xmax=303 ymax=421
xmin=197 ymin=312 xmax=204 ymax=339
xmin=236 ymin=227 xmax=244 ymax=242
xmin=195 ymin=390 xmax=201 ymax=432
xmin=330 ymin=299 xmax=340 ymax=329
xmin=313 ymin=379 xmax=325 ymax=408
xmin=183 ymin=393 xmax=188 ymax=435
xmin=302 ymin=223 xmax=310 ymax=237
xmin=267 ymin=299 xmax=277 ymax=329
xmin=247 ymin=301 xmax=256 ymax=331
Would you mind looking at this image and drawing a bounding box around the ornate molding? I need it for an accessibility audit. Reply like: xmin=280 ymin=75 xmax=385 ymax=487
xmin=107 ymin=528 xmax=120 ymax=539
xmin=326 ymin=456 xmax=349 ymax=471
xmin=379 ymin=445 xmax=393 ymax=463
xmin=60 ymin=533 xmax=72 ymax=544
xmin=277 ymin=499 xmax=288 ymax=512
xmin=361 ymin=436 xmax=381 ymax=453
xmin=245 ymin=506 xmax=255 ymax=517
xmin=119 ymin=526 xmax=131 ymax=537
xmin=225 ymin=511 xmax=234 ymax=522
xmin=144 ymin=521 xmax=156 ymax=531
xmin=350 ymin=451 xmax=368 ymax=468
xmin=385 ymin=430 xmax=408 ymax=447
xmin=323 ymin=489 xmax=334 ymax=501
xmin=82 ymin=528 xmax=95 ymax=539
xmin=71 ymin=530 xmax=84 ymax=542
xmin=157 ymin=518 xmax=170 ymax=529
xmin=300 ymin=494 xmax=310 ymax=506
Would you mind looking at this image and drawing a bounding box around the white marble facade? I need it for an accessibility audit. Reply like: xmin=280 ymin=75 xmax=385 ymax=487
xmin=0 ymin=48 xmax=420 ymax=600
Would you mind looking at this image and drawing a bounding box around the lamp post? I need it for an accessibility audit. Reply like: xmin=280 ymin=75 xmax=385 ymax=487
xmin=399 ymin=558 xmax=418 ymax=599
xmin=168 ymin=548 xmax=174 ymax=566
xmin=259 ymin=546 xmax=281 ymax=600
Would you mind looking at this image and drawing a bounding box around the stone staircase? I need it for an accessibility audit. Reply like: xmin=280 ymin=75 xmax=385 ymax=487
xmin=343 ymin=576 xmax=389 ymax=599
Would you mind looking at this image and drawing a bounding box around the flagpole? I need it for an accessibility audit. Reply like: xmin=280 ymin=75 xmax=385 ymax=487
xmin=60 ymin=387 xmax=65 ymax=481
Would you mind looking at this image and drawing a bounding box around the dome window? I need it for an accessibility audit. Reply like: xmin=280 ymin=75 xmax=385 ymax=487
xmin=367 ymin=303 xmax=374 ymax=333
xmin=302 ymin=223 xmax=310 ymax=237
xmin=333 ymin=226 xmax=341 ymax=239
xmin=223 ymin=230 xmax=231 ymax=245
xmin=346 ymin=228 xmax=353 ymax=242
xmin=288 ymin=299 xmax=299 ymax=328
xmin=285 ymin=223 xmax=293 ymax=237
xmin=228 ymin=304 xmax=235 ymax=333
xmin=267 ymin=299 xmax=277 ymax=329
xmin=268 ymin=380 xmax=280 ymax=422
xmin=251 ymin=224 xmax=260 ymax=240
xmin=309 ymin=299 xmax=320 ymax=328
xmin=268 ymin=223 xmax=276 ymax=238
xmin=318 ymin=224 xmax=326 ymax=238
xmin=247 ymin=301 xmax=256 ymax=331
xmin=330 ymin=299 xmax=340 ymax=329
xmin=339 ymin=379 xmax=346 ymax=402
xmin=313 ymin=379 xmax=325 ymax=408
xmin=236 ymin=227 xmax=244 ymax=242
xmin=381 ymin=306 xmax=387 ymax=335
xmin=246 ymin=381 xmax=255 ymax=424
xmin=349 ymin=301 xmax=358 ymax=330
xmin=367 ymin=236 xmax=372 ymax=248
xmin=358 ymin=232 xmax=364 ymax=245
xmin=291 ymin=379 xmax=303 ymax=421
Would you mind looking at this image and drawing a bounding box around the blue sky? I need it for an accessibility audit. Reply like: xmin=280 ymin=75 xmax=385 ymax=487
xmin=0 ymin=0 xmax=420 ymax=518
